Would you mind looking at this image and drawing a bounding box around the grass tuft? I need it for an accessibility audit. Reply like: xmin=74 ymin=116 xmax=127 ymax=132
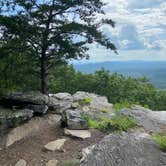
xmin=79 ymin=97 xmax=92 ymax=106
xmin=152 ymin=133 xmax=166 ymax=151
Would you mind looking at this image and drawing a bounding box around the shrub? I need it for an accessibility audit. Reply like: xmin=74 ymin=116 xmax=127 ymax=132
xmin=110 ymin=116 xmax=138 ymax=131
xmin=152 ymin=133 xmax=166 ymax=151
xmin=83 ymin=113 xmax=137 ymax=133
xmin=113 ymin=101 xmax=132 ymax=112
xmin=61 ymin=159 xmax=79 ymax=166
xmin=82 ymin=113 xmax=100 ymax=129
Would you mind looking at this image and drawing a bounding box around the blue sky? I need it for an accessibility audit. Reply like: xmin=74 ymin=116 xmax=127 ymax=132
xmin=86 ymin=0 xmax=166 ymax=62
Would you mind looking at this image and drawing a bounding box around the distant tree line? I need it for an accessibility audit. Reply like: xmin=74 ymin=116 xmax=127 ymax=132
xmin=0 ymin=61 xmax=165 ymax=110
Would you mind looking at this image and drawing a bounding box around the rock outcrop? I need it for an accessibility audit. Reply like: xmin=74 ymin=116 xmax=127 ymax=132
xmin=121 ymin=105 xmax=166 ymax=133
xmin=0 ymin=91 xmax=113 ymax=136
xmin=0 ymin=91 xmax=166 ymax=166
xmin=80 ymin=132 xmax=166 ymax=166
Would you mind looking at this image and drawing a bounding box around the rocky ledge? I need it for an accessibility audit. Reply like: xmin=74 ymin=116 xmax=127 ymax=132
xmin=0 ymin=91 xmax=113 ymax=147
xmin=0 ymin=91 xmax=166 ymax=166
xmin=80 ymin=105 xmax=166 ymax=166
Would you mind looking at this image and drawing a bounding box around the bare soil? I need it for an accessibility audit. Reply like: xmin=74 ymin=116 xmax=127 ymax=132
xmin=0 ymin=123 xmax=105 ymax=166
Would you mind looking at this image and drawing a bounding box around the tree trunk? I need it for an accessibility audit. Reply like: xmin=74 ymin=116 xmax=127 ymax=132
xmin=40 ymin=52 xmax=47 ymax=94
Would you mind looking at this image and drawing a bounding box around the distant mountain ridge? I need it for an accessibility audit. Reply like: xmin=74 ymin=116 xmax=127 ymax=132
xmin=74 ymin=61 xmax=166 ymax=89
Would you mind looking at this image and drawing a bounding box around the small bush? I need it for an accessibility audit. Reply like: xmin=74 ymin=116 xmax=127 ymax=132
xmin=152 ymin=133 xmax=166 ymax=151
xmin=79 ymin=97 xmax=92 ymax=106
xmin=82 ymin=113 xmax=100 ymax=129
xmin=110 ymin=116 xmax=138 ymax=131
xmin=61 ymin=159 xmax=79 ymax=166
xmin=113 ymin=101 xmax=132 ymax=115
xmin=83 ymin=113 xmax=137 ymax=133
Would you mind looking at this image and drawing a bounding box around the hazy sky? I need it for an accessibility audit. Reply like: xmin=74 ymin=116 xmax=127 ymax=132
xmin=87 ymin=0 xmax=166 ymax=61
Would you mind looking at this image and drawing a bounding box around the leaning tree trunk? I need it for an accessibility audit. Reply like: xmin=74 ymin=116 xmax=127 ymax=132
xmin=40 ymin=52 xmax=47 ymax=94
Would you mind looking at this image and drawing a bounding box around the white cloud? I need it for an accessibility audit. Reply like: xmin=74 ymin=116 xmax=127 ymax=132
xmin=89 ymin=0 xmax=166 ymax=61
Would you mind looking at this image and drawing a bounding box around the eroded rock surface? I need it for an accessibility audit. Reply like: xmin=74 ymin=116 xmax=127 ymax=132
xmin=80 ymin=132 xmax=166 ymax=166
xmin=5 ymin=114 xmax=61 ymax=147
xmin=121 ymin=105 xmax=166 ymax=133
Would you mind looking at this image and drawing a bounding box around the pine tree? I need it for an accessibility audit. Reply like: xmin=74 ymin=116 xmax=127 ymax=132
xmin=0 ymin=0 xmax=116 ymax=94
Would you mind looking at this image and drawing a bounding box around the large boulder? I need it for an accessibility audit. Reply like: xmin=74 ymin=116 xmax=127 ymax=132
xmin=62 ymin=109 xmax=87 ymax=130
xmin=73 ymin=91 xmax=113 ymax=111
xmin=73 ymin=91 xmax=113 ymax=119
xmin=80 ymin=132 xmax=166 ymax=166
xmin=121 ymin=105 xmax=166 ymax=133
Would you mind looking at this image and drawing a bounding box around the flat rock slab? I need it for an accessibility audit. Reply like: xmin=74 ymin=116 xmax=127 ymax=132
xmin=64 ymin=129 xmax=91 ymax=139
xmin=44 ymin=139 xmax=66 ymax=151
xmin=15 ymin=159 xmax=27 ymax=166
xmin=46 ymin=160 xmax=58 ymax=166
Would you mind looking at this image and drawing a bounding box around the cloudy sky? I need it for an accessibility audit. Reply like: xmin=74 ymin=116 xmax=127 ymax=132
xmin=87 ymin=0 xmax=166 ymax=62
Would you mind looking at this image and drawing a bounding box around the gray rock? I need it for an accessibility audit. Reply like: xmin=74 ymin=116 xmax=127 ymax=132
xmin=49 ymin=93 xmax=72 ymax=101
xmin=73 ymin=91 xmax=113 ymax=115
xmin=0 ymin=107 xmax=33 ymax=135
xmin=80 ymin=132 xmax=166 ymax=166
xmin=26 ymin=104 xmax=48 ymax=115
xmin=48 ymin=97 xmax=72 ymax=113
xmin=81 ymin=145 xmax=95 ymax=163
xmin=71 ymin=102 xmax=79 ymax=109
xmin=73 ymin=91 xmax=91 ymax=101
xmin=62 ymin=109 xmax=87 ymax=130
xmin=121 ymin=106 xmax=166 ymax=133
xmin=1 ymin=92 xmax=49 ymax=105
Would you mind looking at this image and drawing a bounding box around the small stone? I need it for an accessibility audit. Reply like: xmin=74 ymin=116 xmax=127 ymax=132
xmin=46 ymin=160 xmax=58 ymax=166
xmin=44 ymin=139 xmax=66 ymax=151
xmin=64 ymin=129 xmax=91 ymax=139
xmin=15 ymin=159 xmax=27 ymax=166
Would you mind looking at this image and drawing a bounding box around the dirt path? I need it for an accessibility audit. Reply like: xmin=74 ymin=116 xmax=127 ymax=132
xmin=0 ymin=123 xmax=105 ymax=166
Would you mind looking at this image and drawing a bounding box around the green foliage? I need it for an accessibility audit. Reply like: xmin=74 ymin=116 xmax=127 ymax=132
xmin=61 ymin=159 xmax=79 ymax=166
xmin=152 ymin=133 xmax=166 ymax=151
xmin=79 ymin=98 xmax=92 ymax=106
xmin=110 ymin=116 xmax=138 ymax=132
xmin=0 ymin=0 xmax=116 ymax=93
xmin=101 ymin=109 xmax=108 ymax=113
xmin=83 ymin=113 xmax=137 ymax=133
xmin=113 ymin=101 xmax=132 ymax=112
xmin=48 ymin=65 xmax=166 ymax=110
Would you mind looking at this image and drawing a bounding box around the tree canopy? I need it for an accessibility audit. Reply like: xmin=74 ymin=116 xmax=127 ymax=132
xmin=0 ymin=0 xmax=116 ymax=93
